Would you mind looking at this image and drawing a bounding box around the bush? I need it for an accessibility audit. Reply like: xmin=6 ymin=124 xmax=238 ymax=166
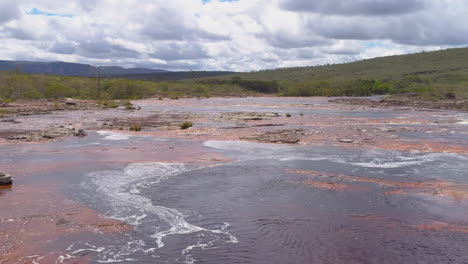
xmin=0 ymin=98 xmax=16 ymax=103
xmin=98 ymin=100 xmax=119 ymax=108
xmin=123 ymin=100 xmax=136 ymax=110
xmin=180 ymin=121 xmax=193 ymax=130
xmin=129 ymin=125 xmax=142 ymax=131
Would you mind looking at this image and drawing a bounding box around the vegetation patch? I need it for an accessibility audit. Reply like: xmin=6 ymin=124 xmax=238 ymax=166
xmin=180 ymin=121 xmax=193 ymax=130
xmin=129 ymin=125 xmax=142 ymax=132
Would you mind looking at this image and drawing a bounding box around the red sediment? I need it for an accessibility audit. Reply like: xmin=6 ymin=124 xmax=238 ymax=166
xmin=415 ymin=221 xmax=468 ymax=234
xmin=0 ymin=184 xmax=130 ymax=263
xmin=0 ymin=138 xmax=233 ymax=263
xmin=303 ymin=180 xmax=354 ymax=191
xmin=376 ymin=142 xmax=468 ymax=155
xmin=287 ymin=169 xmax=468 ymax=200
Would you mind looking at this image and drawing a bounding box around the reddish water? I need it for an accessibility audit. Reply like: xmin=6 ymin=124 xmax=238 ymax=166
xmin=1 ymin=97 xmax=467 ymax=263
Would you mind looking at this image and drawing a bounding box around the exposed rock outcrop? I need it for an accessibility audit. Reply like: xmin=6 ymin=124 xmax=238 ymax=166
xmin=241 ymin=129 xmax=304 ymax=144
xmin=330 ymin=94 xmax=468 ymax=111
xmin=8 ymin=125 xmax=86 ymax=142
xmin=0 ymin=172 xmax=12 ymax=185
xmin=219 ymin=112 xmax=281 ymax=121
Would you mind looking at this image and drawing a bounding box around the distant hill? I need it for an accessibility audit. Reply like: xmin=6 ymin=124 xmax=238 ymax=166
xmin=201 ymin=47 xmax=468 ymax=99
xmin=117 ymin=71 xmax=237 ymax=82
xmin=0 ymin=60 xmax=236 ymax=80
xmin=215 ymin=47 xmax=468 ymax=82
xmin=0 ymin=60 xmax=167 ymax=77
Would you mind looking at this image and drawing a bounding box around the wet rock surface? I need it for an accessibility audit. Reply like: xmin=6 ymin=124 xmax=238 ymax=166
xmin=218 ymin=112 xmax=281 ymax=121
xmin=8 ymin=125 xmax=87 ymax=142
xmin=0 ymin=99 xmax=104 ymax=118
xmin=100 ymin=112 xmax=198 ymax=131
xmin=330 ymin=94 xmax=468 ymax=111
xmin=241 ymin=129 xmax=305 ymax=143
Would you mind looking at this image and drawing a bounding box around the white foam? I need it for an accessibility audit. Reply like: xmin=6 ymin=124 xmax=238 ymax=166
xmin=97 ymin=131 xmax=131 ymax=140
xmin=64 ymin=142 xmax=101 ymax=148
xmin=280 ymin=156 xmax=328 ymax=162
xmin=84 ymin=162 xmax=238 ymax=261
xmin=349 ymin=159 xmax=427 ymax=168
xmin=203 ymin=140 xmax=468 ymax=169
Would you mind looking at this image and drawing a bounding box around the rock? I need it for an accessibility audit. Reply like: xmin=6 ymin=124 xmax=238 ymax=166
xmin=74 ymin=129 xmax=87 ymax=137
xmin=0 ymin=172 xmax=12 ymax=185
xmin=241 ymin=129 xmax=304 ymax=144
xmin=1 ymin=119 xmax=20 ymax=123
xmin=56 ymin=218 xmax=71 ymax=226
xmin=219 ymin=112 xmax=281 ymax=121
xmin=65 ymin=102 xmax=77 ymax=106
xmin=9 ymin=126 xmax=77 ymax=141
xmin=339 ymin=139 xmax=354 ymax=143
xmin=41 ymin=127 xmax=72 ymax=139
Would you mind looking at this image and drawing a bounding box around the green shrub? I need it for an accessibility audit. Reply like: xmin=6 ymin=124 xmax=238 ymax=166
xmin=98 ymin=100 xmax=119 ymax=108
xmin=180 ymin=121 xmax=193 ymax=130
xmin=0 ymin=98 xmax=15 ymax=104
xmin=122 ymin=100 xmax=136 ymax=110
xmin=129 ymin=125 xmax=142 ymax=131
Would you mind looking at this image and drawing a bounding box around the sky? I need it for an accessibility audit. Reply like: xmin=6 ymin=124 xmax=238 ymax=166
xmin=0 ymin=0 xmax=467 ymax=71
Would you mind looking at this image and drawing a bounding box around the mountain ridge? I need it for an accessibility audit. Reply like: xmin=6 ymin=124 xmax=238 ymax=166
xmin=0 ymin=60 xmax=168 ymax=77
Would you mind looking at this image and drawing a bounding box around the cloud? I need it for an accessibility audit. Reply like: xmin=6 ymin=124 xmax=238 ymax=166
xmin=0 ymin=0 xmax=467 ymax=71
xmin=49 ymin=42 xmax=76 ymax=54
xmin=0 ymin=1 xmax=20 ymax=24
xmin=279 ymin=0 xmax=427 ymax=16
xmin=141 ymin=6 xmax=229 ymax=41
xmin=151 ymin=42 xmax=210 ymax=61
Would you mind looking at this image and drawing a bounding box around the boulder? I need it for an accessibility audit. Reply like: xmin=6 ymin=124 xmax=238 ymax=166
xmin=74 ymin=129 xmax=87 ymax=137
xmin=0 ymin=172 xmax=12 ymax=185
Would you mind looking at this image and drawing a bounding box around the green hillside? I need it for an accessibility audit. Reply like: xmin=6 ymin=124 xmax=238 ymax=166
xmin=2 ymin=47 xmax=468 ymax=101
xmin=225 ymin=47 xmax=468 ymax=81
xmin=201 ymin=47 xmax=468 ymax=99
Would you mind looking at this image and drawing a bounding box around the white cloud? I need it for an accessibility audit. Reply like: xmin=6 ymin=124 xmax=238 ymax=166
xmin=0 ymin=0 xmax=467 ymax=71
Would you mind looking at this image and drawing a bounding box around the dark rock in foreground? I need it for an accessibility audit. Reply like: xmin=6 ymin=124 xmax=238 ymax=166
xmin=74 ymin=129 xmax=87 ymax=137
xmin=0 ymin=172 xmax=12 ymax=185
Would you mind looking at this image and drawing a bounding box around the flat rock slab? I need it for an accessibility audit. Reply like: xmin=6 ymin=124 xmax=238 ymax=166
xmin=241 ymin=129 xmax=304 ymax=144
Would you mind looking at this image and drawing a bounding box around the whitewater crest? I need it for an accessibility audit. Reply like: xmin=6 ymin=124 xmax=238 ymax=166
xmin=203 ymin=140 xmax=468 ymax=170
xmin=78 ymin=162 xmax=237 ymax=262
xmin=97 ymin=130 xmax=131 ymax=140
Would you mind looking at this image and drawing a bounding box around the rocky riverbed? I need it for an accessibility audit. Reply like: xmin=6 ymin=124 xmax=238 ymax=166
xmin=1 ymin=97 xmax=467 ymax=263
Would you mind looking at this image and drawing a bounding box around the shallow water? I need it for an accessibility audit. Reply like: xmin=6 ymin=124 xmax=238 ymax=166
xmin=1 ymin=97 xmax=468 ymax=263
xmin=61 ymin=138 xmax=468 ymax=263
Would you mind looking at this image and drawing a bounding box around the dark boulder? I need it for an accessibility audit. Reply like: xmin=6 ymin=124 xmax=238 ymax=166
xmin=0 ymin=172 xmax=12 ymax=185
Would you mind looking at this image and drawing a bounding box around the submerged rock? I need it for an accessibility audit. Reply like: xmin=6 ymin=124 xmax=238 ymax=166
xmin=0 ymin=172 xmax=12 ymax=185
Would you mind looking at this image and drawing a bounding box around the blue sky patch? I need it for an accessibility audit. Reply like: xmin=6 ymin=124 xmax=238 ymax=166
xmin=26 ymin=8 xmax=74 ymax=18
xmin=367 ymin=41 xmax=383 ymax=48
